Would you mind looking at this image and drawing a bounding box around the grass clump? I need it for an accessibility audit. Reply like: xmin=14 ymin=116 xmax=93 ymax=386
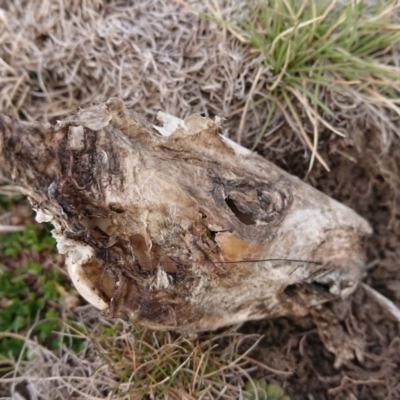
xmin=92 ymin=326 xmax=268 ymax=399
xmin=2 ymin=315 xmax=287 ymax=399
xmin=214 ymin=0 xmax=400 ymax=170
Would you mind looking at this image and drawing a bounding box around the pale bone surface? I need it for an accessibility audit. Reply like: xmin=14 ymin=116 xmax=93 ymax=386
xmin=0 ymin=98 xmax=372 ymax=332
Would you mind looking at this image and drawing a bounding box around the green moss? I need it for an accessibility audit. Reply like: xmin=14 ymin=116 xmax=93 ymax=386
xmin=0 ymin=214 xmax=83 ymax=365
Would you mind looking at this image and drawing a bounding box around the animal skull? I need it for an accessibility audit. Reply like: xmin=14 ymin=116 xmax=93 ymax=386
xmin=0 ymin=98 xmax=371 ymax=332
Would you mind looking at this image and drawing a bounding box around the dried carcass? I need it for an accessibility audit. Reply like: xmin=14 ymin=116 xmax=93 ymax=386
xmin=0 ymin=98 xmax=371 ymax=332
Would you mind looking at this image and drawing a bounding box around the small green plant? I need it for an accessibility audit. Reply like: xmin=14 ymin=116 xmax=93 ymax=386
xmin=213 ymin=0 xmax=400 ymax=170
xmin=1 ymin=261 xmax=61 ymax=359
xmin=28 ymin=70 xmax=48 ymax=93
xmin=244 ymin=379 xmax=290 ymax=400
xmin=0 ymin=223 xmax=55 ymax=257
xmin=0 ymin=201 xmax=84 ymax=365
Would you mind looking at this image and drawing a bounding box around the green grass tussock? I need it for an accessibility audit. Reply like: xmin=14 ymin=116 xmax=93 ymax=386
xmin=211 ymin=0 xmax=400 ymax=169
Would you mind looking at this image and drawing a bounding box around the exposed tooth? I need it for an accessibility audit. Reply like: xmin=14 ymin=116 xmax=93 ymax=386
xmin=35 ymin=211 xmax=109 ymax=310
xmin=58 ymin=234 xmax=109 ymax=310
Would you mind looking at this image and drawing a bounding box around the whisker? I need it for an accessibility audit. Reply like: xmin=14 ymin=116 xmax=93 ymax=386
xmin=213 ymin=259 xmax=323 ymax=265
xmin=305 ymin=268 xmax=332 ymax=281
xmin=126 ymin=258 xmax=323 ymax=269
xmin=289 ymin=264 xmax=304 ymax=276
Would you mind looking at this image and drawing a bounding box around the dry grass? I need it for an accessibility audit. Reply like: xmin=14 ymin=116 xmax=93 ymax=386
xmin=1 ymin=0 xmax=400 ymax=399
xmin=1 ymin=0 xmax=399 ymax=164
xmin=1 ymin=310 xmax=288 ymax=399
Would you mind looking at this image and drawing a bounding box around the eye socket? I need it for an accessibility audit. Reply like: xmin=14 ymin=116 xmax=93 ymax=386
xmin=225 ymin=197 xmax=255 ymax=225
xmin=284 ymin=281 xmax=332 ymax=298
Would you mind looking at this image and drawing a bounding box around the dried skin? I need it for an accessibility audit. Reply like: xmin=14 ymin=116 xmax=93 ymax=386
xmin=0 ymin=99 xmax=372 ymax=332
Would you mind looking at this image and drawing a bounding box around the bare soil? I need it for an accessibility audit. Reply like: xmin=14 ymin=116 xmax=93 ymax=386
xmin=243 ymin=124 xmax=400 ymax=400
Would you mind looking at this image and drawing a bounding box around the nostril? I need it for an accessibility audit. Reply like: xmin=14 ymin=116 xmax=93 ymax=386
xmin=283 ymin=281 xmax=333 ymax=299
xmin=284 ymin=283 xmax=298 ymax=297
xmin=311 ymin=281 xmax=331 ymax=294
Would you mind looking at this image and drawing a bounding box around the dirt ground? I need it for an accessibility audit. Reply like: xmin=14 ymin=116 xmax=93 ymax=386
xmin=0 ymin=1 xmax=399 ymax=399
xmin=246 ymin=123 xmax=400 ymax=399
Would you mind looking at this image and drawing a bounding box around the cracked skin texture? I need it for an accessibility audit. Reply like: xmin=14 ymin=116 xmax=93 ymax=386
xmin=0 ymin=98 xmax=372 ymax=332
